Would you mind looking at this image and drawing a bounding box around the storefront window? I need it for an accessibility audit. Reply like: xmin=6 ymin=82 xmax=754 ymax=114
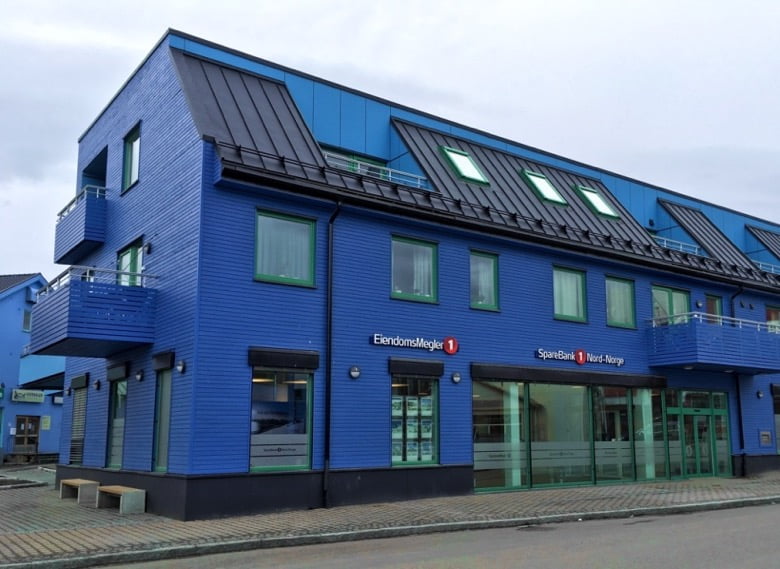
xmin=632 ymin=388 xmax=667 ymax=480
xmin=593 ymin=386 xmax=632 ymax=482
xmin=473 ymin=381 xmax=526 ymax=490
xmin=529 ymin=384 xmax=591 ymax=485
xmin=250 ymin=369 xmax=311 ymax=470
xmin=392 ymin=376 xmax=437 ymax=465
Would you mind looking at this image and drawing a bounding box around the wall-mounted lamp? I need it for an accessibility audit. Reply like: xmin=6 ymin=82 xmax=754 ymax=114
xmin=143 ymin=242 xmax=152 ymax=255
xmin=176 ymin=360 xmax=186 ymax=374
xmin=451 ymin=372 xmax=462 ymax=384
xmin=348 ymin=366 xmax=361 ymax=380
xmin=757 ymin=390 xmax=764 ymax=399
xmin=93 ymin=380 xmax=101 ymax=391
xmin=695 ymin=300 xmax=703 ymax=308
xmin=135 ymin=370 xmax=144 ymax=382
xmin=66 ymin=387 xmax=72 ymax=396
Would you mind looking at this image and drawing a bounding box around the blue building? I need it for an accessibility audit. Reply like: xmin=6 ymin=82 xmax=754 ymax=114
xmin=29 ymin=29 xmax=780 ymax=520
xmin=0 ymin=274 xmax=65 ymax=464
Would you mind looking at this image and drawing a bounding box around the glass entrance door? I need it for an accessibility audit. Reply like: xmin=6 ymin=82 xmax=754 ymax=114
xmin=683 ymin=414 xmax=713 ymax=476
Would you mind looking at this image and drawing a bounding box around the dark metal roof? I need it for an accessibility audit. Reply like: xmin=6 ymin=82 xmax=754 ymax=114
xmin=168 ymin=48 xmax=780 ymax=292
xmin=170 ymin=49 xmax=325 ymax=170
xmin=0 ymin=274 xmax=37 ymax=294
xmin=393 ymin=119 xmax=659 ymax=250
xmin=19 ymin=372 xmax=64 ymax=390
xmin=747 ymin=226 xmax=780 ymax=262
xmin=659 ymin=200 xmax=756 ymax=270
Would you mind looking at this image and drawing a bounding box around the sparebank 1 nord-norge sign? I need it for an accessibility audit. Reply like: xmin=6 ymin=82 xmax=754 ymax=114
xmin=535 ymin=347 xmax=625 ymax=367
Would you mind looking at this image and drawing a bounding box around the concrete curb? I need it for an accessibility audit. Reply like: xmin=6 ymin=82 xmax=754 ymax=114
xmin=7 ymin=495 xmax=780 ymax=569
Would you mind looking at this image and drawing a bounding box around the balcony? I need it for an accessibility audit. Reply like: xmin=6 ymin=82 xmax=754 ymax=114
xmin=29 ymin=266 xmax=158 ymax=358
xmin=54 ymin=186 xmax=107 ymax=265
xmin=646 ymin=312 xmax=780 ymax=375
xmin=323 ymin=152 xmax=430 ymax=189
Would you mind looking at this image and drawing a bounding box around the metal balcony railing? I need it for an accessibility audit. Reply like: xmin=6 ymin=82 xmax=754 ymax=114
xmin=323 ymin=152 xmax=429 ymax=189
xmin=56 ymin=185 xmax=107 ymax=223
xmin=653 ymin=236 xmax=702 ymax=256
xmin=754 ymin=260 xmax=780 ymax=275
xmin=37 ymin=265 xmax=158 ymax=301
xmin=648 ymin=312 xmax=779 ymax=333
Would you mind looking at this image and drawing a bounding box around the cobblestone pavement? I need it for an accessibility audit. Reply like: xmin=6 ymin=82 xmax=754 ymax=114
xmin=2 ymin=466 xmax=780 ymax=569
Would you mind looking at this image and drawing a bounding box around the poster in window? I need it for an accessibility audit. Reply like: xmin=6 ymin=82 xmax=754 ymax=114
xmin=392 ymin=441 xmax=403 ymax=462
xmin=406 ymin=440 xmax=419 ymax=461
xmin=419 ymin=396 xmax=433 ymax=416
xmin=406 ymin=418 xmax=419 ymax=438
xmin=420 ymin=418 xmax=433 ymax=439
xmin=392 ymin=396 xmax=404 ymax=417
xmin=392 ymin=419 xmax=403 ymax=439
xmin=420 ymin=441 xmax=433 ymax=461
xmin=406 ymin=396 xmax=419 ymax=417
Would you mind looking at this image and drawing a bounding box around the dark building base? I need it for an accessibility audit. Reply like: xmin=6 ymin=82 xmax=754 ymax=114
xmin=734 ymin=454 xmax=780 ymax=478
xmin=55 ymin=464 xmax=474 ymax=520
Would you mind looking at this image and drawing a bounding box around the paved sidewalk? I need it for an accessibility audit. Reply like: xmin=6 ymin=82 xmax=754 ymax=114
xmin=2 ymin=466 xmax=780 ymax=569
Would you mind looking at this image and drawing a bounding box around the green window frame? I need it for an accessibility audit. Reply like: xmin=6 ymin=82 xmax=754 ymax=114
xmin=153 ymin=369 xmax=172 ymax=472
xmin=250 ymin=368 xmax=312 ymax=471
xmin=652 ymin=285 xmax=690 ymax=325
xmin=440 ymin=146 xmax=489 ymax=185
xmin=553 ymin=266 xmax=587 ymax=322
xmin=470 ymin=251 xmax=499 ymax=310
xmin=766 ymin=305 xmax=780 ymax=332
xmin=106 ymin=379 xmax=128 ymax=469
xmin=606 ymin=276 xmax=636 ymax=328
xmin=391 ymin=236 xmax=438 ymax=302
xmin=122 ymin=124 xmax=141 ymax=191
xmin=575 ymin=185 xmax=619 ymax=218
xmin=521 ymin=169 xmax=567 ymax=205
xmin=392 ymin=375 xmax=438 ymax=466
xmin=255 ymin=211 xmax=316 ymax=287
xmin=117 ymin=240 xmax=144 ymax=287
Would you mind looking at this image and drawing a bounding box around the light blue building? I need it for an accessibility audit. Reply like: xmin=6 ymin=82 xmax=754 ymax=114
xmin=0 ymin=274 xmax=65 ymax=464
xmin=29 ymin=30 xmax=780 ymax=519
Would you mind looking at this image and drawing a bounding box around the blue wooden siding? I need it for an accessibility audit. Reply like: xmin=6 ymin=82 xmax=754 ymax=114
xmin=53 ymin=191 xmax=107 ymax=265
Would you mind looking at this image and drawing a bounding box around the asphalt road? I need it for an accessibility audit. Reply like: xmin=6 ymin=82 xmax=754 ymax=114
xmin=113 ymin=504 xmax=780 ymax=569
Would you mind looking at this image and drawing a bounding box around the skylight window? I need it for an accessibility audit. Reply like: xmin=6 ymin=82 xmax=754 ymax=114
xmin=576 ymin=185 xmax=619 ymax=218
xmin=522 ymin=169 xmax=567 ymax=205
xmin=440 ymin=146 xmax=489 ymax=185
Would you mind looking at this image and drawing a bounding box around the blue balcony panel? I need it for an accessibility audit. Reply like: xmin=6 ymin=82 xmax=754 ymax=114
xmin=30 ymin=279 xmax=157 ymax=358
xmin=647 ymin=315 xmax=780 ymax=375
xmin=54 ymin=187 xmax=107 ymax=265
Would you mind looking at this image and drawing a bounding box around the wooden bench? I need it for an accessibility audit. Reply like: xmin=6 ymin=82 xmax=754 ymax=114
xmin=96 ymin=485 xmax=146 ymax=514
xmin=59 ymin=478 xmax=99 ymax=506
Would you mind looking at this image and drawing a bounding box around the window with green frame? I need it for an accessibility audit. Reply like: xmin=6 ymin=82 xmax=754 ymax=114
xmin=652 ymin=285 xmax=690 ymax=325
xmin=391 ymin=236 xmax=437 ymax=302
xmin=521 ymin=169 xmax=567 ymax=205
xmin=117 ymin=240 xmax=144 ymax=286
xmin=391 ymin=375 xmax=437 ymax=465
xmin=122 ymin=124 xmax=140 ymax=191
xmin=606 ymin=276 xmax=636 ymax=328
xmin=250 ymin=368 xmax=312 ymax=470
xmin=553 ymin=266 xmax=587 ymax=322
xmin=440 ymin=146 xmax=489 ymax=185
xmin=766 ymin=305 xmax=780 ymax=332
xmin=575 ymin=185 xmax=619 ymax=218
xmin=470 ymin=251 xmax=499 ymax=310
xmin=255 ymin=211 xmax=315 ymax=286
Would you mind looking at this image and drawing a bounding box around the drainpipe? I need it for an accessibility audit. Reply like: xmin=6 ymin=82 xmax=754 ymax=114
xmin=323 ymin=201 xmax=342 ymax=508
xmin=729 ymin=285 xmax=746 ymax=475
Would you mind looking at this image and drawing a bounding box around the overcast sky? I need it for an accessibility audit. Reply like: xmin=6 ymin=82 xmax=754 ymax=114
xmin=2 ymin=0 xmax=779 ymax=280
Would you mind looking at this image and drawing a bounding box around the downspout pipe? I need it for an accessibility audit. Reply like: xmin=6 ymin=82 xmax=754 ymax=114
xmin=323 ymin=201 xmax=342 ymax=508
xmin=729 ymin=285 xmax=746 ymax=474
